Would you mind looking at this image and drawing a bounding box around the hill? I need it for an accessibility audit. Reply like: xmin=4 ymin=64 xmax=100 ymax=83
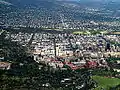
xmin=1 ymin=0 xmax=120 ymax=30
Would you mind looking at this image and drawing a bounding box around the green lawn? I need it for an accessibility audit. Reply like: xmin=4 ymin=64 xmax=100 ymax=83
xmin=92 ymin=76 xmax=120 ymax=90
xmin=73 ymin=30 xmax=109 ymax=35
xmin=73 ymin=31 xmax=91 ymax=35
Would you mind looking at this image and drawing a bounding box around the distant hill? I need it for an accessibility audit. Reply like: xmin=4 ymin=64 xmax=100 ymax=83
xmin=1 ymin=0 xmax=119 ymax=8
xmin=1 ymin=0 xmax=120 ymax=29
xmin=0 ymin=0 xmax=12 ymax=5
xmin=3 ymin=0 xmax=56 ymax=7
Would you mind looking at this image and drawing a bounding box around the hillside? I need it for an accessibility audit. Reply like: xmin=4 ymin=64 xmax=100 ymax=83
xmin=0 ymin=0 xmax=120 ymax=30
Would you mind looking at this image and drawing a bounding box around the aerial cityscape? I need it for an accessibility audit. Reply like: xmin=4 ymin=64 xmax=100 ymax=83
xmin=0 ymin=0 xmax=120 ymax=90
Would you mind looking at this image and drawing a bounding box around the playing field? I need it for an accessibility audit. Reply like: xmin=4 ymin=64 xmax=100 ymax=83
xmin=92 ymin=76 xmax=120 ymax=90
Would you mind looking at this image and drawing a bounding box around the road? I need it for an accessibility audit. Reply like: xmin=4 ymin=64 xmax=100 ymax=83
xmin=27 ymin=33 xmax=35 ymax=47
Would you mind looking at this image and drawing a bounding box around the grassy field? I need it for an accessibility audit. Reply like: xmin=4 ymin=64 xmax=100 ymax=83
xmin=92 ymin=76 xmax=120 ymax=90
xmin=112 ymin=32 xmax=120 ymax=35
xmin=73 ymin=30 xmax=109 ymax=35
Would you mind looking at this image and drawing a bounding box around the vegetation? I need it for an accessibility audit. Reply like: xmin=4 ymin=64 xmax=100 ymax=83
xmin=73 ymin=30 xmax=109 ymax=35
xmin=91 ymin=68 xmax=115 ymax=77
xmin=0 ymin=67 xmax=97 ymax=90
xmin=111 ymin=31 xmax=120 ymax=35
xmin=0 ymin=30 xmax=29 ymax=63
xmin=92 ymin=76 xmax=120 ymax=90
xmin=107 ymin=57 xmax=120 ymax=61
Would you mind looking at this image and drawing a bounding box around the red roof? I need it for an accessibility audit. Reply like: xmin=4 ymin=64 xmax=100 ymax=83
xmin=86 ymin=61 xmax=97 ymax=68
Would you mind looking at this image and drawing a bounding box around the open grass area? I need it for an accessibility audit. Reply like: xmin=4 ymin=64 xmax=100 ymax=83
xmin=73 ymin=30 xmax=109 ymax=35
xmin=73 ymin=31 xmax=90 ymax=35
xmin=112 ymin=32 xmax=120 ymax=35
xmin=92 ymin=76 xmax=120 ymax=90
xmin=73 ymin=30 xmax=120 ymax=35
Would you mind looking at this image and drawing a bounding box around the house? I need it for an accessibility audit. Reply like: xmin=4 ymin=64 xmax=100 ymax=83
xmin=0 ymin=62 xmax=11 ymax=70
